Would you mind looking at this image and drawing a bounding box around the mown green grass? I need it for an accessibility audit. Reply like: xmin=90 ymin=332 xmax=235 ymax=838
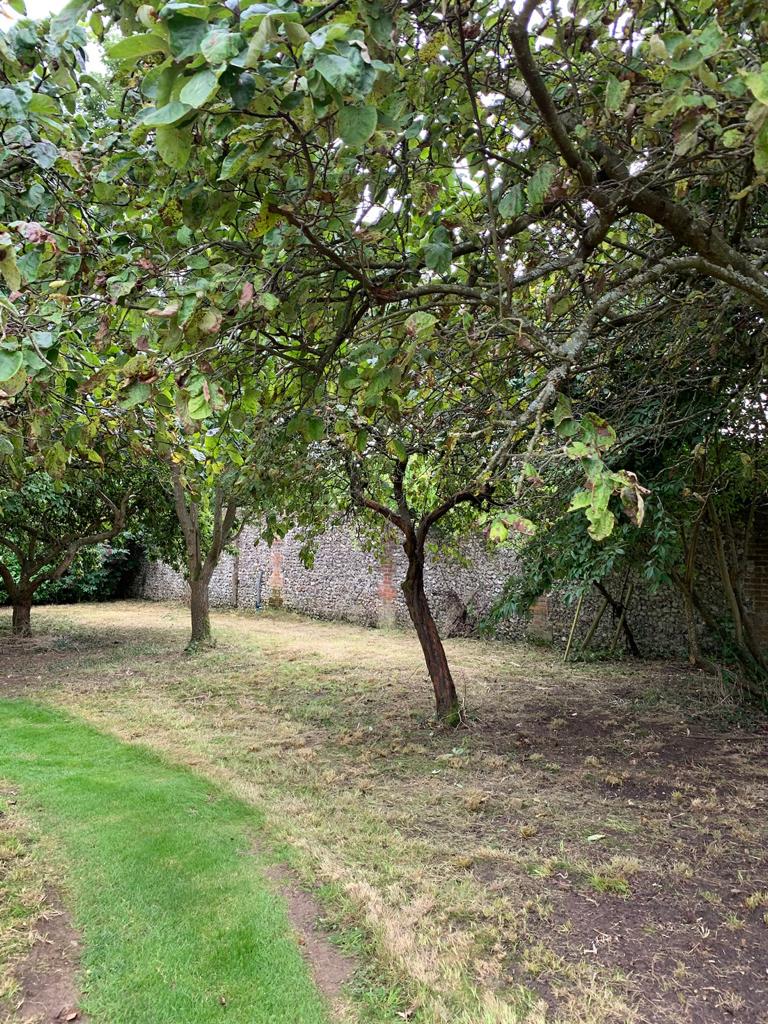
xmin=0 ymin=699 xmax=330 ymax=1024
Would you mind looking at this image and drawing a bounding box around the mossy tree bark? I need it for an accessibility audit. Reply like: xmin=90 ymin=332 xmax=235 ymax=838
xmin=170 ymin=465 xmax=240 ymax=651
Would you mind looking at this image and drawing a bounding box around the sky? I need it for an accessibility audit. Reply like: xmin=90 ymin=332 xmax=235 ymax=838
xmin=3 ymin=0 xmax=66 ymax=19
xmin=20 ymin=0 xmax=66 ymax=16
xmin=3 ymin=0 xmax=106 ymax=68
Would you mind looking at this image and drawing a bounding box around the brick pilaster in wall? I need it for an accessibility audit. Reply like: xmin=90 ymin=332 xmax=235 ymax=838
xmin=377 ymin=541 xmax=397 ymax=627
xmin=527 ymin=593 xmax=553 ymax=643
xmin=269 ymin=538 xmax=284 ymax=608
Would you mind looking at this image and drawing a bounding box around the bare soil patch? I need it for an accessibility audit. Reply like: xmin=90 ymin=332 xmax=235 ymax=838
xmin=12 ymin=893 xmax=86 ymax=1024
xmin=264 ymin=862 xmax=356 ymax=1009
xmin=0 ymin=798 xmax=86 ymax=1024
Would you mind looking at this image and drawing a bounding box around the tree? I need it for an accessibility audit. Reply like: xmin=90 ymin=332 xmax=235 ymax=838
xmin=305 ymin=305 xmax=644 ymax=721
xmin=166 ymin=455 xmax=241 ymax=649
xmin=0 ymin=469 xmax=132 ymax=636
xmin=0 ymin=3 xmax=101 ymax=386
xmin=585 ymin=286 xmax=768 ymax=690
xmin=91 ymin=0 xmax=768 ymax=522
xmin=492 ymin=275 xmax=767 ymax=696
xmin=149 ymin=358 xmax=318 ymax=648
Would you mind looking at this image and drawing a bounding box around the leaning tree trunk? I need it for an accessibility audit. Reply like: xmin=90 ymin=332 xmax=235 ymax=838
xmin=11 ymin=596 xmax=32 ymax=638
xmin=188 ymin=575 xmax=212 ymax=648
xmin=402 ymin=541 xmax=460 ymax=723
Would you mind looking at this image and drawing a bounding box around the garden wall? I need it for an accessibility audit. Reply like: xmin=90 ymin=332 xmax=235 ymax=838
xmin=132 ymin=523 xmax=715 ymax=658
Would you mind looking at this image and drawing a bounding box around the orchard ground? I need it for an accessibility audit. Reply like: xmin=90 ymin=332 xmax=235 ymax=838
xmin=1 ymin=601 xmax=767 ymax=1024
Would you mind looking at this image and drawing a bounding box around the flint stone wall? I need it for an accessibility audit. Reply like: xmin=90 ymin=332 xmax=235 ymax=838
xmin=130 ymin=521 xmax=744 ymax=658
xmin=134 ymin=524 xmax=526 ymax=638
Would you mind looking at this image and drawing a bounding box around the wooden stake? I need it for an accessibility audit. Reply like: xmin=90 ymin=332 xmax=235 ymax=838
xmin=579 ymin=594 xmax=609 ymax=653
xmin=563 ymin=592 xmax=584 ymax=662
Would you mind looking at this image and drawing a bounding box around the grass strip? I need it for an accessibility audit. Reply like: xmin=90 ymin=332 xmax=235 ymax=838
xmin=0 ymin=699 xmax=330 ymax=1024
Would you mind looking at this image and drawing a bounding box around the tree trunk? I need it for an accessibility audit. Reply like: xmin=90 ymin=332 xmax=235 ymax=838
xmin=11 ymin=597 xmax=32 ymax=638
xmin=188 ymin=576 xmax=212 ymax=648
xmin=401 ymin=540 xmax=460 ymax=723
xmin=678 ymin=580 xmax=716 ymax=673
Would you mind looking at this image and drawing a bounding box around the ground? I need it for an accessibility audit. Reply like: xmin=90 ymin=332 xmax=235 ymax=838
xmin=1 ymin=601 xmax=766 ymax=1024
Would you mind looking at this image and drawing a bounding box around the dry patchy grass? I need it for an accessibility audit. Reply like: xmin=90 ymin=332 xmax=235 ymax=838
xmin=0 ymin=796 xmax=46 ymax=1018
xmin=1 ymin=601 xmax=766 ymax=1024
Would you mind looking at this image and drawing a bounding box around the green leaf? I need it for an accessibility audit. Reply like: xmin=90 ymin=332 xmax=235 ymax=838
xmin=590 ymin=481 xmax=613 ymax=511
xmin=303 ymin=416 xmax=324 ymax=441
xmin=498 ymin=184 xmax=524 ymax=219
xmin=219 ymin=144 xmax=250 ymax=181
xmin=526 ymin=162 xmax=556 ymax=209
xmin=141 ymin=101 xmax=193 ymax=126
xmin=0 ymin=350 xmax=24 ymax=383
xmin=605 ymin=73 xmax=629 ymax=112
xmin=108 ymin=33 xmax=169 ymax=59
xmin=668 ymin=42 xmax=704 ymax=71
xmin=423 ymin=240 xmax=452 ymax=274
xmin=697 ymin=20 xmax=725 ymax=59
xmin=49 ymin=0 xmax=87 ymax=40
xmin=721 ymin=128 xmax=744 ymax=148
xmin=0 ymin=434 xmax=14 ymax=456
xmin=552 ymin=393 xmax=573 ymax=429
xmin=230 ymin=72 xmax=257 ymax=108
xmin=200 ymin=29 xmax=243 ymax=64
xmin=566 ymin=441 xmax=592 ymax=460
xmin=120 ymin=382 xmax=151 ymax=409
xmin=29 ymin=141 xmax=59 ymax=168
xmin=243 ymin=14 xmax=279 ymax=65
xmin=31 ymin=331 xmax=54 ymax=349
xmin=389 ymin=438 xmax=407 ymax=461
xmin=29 ymin=347 xmax=55 ymax=372
xmin=314 ymin=53 xmax=358 ymax=94
xmin=488 ymin=518 xmax=508 ymax=543
xmin=337 ymin=104 xmax=377 ymax=147
xmin=568 ymin=489 xmax=592 ymax=512
xmin=362 ymin=0 xmax=393 ymax=46
xmin=179 ymin=68 xmax=220 ymax=107
xmin=0 ymin=240 xmax=21 ymax=292
xmin=284 ymin=20 xmax=309 ymax=47
xmin=156 ymin=124 xmax=192 ymax=169
xmin=188 ymin=393 xmax=212 ymax=419
xmin=248 ymin=201 xmax=281 ymax=238
xmin=26 ymin=93 xmax=60 ymax=117
xmin=158 ymin=1 xmax=211 ymax=17
xmin=404 ymin=311 xmax=436 ymax=338
xmin=746 ymin=71 xmax=768 ymax=106
xmin=586 ymin=506 xmax=615 ymax=541
xmin=167 ymin=14 xmax=209 ymax=60
xmin=18 ymin=251 xmax=42 ymax=283
xmin=107 ymin=272 xmax=139 ymax=300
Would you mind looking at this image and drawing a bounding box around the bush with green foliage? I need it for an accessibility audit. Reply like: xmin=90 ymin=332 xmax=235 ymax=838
xmin=0 ymin=534 xmax=144 ymax=606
